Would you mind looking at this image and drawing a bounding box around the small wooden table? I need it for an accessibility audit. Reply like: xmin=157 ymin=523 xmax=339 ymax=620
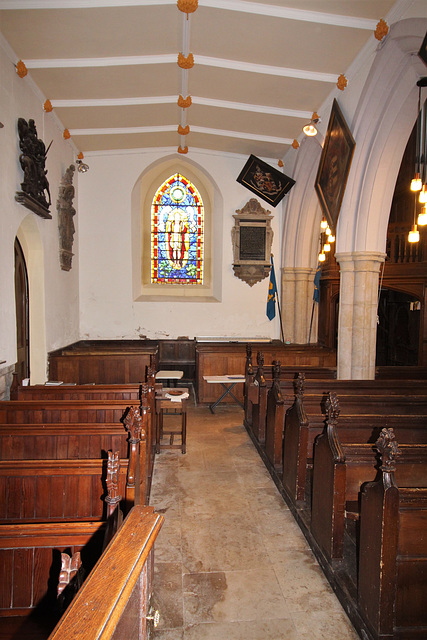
xmin=203 ymin=375 xmax=245 ymax=413
xmin=155 ymin=387 xmax=188 ymax=454
xmin=155 ymin=370 xmax=184 ymax=387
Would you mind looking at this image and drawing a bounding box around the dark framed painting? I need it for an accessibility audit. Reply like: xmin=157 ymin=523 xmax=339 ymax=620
xmin=237 ymin=154 xmax=295 ymax=207
xmin=315 ymin=99 xmax=355 ymax=228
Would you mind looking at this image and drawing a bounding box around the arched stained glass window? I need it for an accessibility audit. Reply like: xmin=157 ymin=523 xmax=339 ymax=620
xmin=151 ymin=173 xmax=204 ymax=285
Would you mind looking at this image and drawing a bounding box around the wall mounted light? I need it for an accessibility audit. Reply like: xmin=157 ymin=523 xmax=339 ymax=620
xmin=76 ymin=159 xmax=89 ymax=173
xmin=303 ymin=112 xmax=320 ymax=137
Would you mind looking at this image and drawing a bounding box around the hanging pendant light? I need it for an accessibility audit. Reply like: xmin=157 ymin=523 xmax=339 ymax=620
xmin=408 ymin=224 xmax=420 ymax=242
xmin=418 ymin=204 xmax=427 ymax=226
xmin=411 ymin=78 xmax=427 ymax=191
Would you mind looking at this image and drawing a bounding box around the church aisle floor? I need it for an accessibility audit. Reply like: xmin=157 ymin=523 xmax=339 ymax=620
xmin=150 ymin=405 xmax=359 ymax=640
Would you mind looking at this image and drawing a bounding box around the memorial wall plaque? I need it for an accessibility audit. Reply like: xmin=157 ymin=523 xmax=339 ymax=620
xmin=231 ymin=199 xmax=273 ymax=286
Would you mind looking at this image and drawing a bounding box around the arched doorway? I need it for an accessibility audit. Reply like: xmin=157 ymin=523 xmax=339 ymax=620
xmin=14 ymin=238 xmax=30 ymax=381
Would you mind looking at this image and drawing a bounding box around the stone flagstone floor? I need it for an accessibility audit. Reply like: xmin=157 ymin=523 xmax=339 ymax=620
xmin=150 ymin=405 xmax=359 ymax=640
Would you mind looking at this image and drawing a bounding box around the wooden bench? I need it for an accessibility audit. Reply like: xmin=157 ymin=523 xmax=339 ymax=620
xmin=0 ymin=520 xmax=107 ymax=636
xmin=12 ymin=383 xmax=142 ymax=402
xmin=244 ymin=353 xmax=336 ymax=442
xmin=265 ymin=369 xmax=427 ymax=473
xmin=0 ymin=395 xmax=154 ymax=504
xmin=47 ymin=505 xmax=164 ymax=640
xmin=0 ymin=457 xmax=131 ymax=524
xmin=358 ymin=429 xmax=427 ymax=640
xmin=0 ymin=448 xmax=131 ymax=638
xmin=310 ymin=395 xmax=427 ymax=562
xmin=280 ymin=374 xmax=427 ymax=506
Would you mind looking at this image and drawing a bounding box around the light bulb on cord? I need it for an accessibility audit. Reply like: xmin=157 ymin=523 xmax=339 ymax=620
xmin=318 ymin=252 xmax=326 ymax=262
xmin=328 ymin=235 xmax=335 ymax=243
xmin=323 ymin=243 xmax=331 ymax=252
xmin=418 ymin=206 xmax=427 ymax=226
xmin=320 ymin=218 xmax=328 ymax=230
xmin=411 ymin=173 xmax=422 ymax=192
xmin=419 ymin=185 xmax=427 ymax=203
xmin=408 ymin=224 xmax=420 ymax=243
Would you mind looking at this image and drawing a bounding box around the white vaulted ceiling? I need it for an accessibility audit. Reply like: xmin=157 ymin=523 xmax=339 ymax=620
xmin=0 ymin=0 xmax=400 ymax=160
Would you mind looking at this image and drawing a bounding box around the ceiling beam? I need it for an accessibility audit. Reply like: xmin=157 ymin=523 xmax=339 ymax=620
xmin=23 ymin=54 xmax=338 ymax=83
xmin=1 ymin=0 xmax=378 ymax=30
xmin=68 ymin=123 xmax=293 ymax=145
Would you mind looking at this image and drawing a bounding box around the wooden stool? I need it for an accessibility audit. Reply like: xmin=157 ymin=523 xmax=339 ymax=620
xmin=155 ymin=388 xmax=188 ymax=454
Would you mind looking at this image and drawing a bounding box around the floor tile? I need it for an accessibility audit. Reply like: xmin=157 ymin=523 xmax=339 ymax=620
xmin=152 ymin=406 xmax=359 ymax=640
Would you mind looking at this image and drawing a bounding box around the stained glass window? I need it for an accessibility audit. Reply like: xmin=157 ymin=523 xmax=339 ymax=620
xmin=151 ymin=173 xmax=204 ymax=284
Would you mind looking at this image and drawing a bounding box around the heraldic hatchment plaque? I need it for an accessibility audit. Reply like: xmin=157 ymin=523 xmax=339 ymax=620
xmin=231 ymin=198 xmax=273 ymax=287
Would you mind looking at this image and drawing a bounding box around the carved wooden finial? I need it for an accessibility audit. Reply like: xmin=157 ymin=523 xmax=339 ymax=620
xmin=123 ymin=406 xmax=143 ymax=443
xmin=295 ymin=372 xmax=305 ymax=399
xmin=106 ymin=450 xmax=121 ymax=504
xmin=272 ymin=360 xmax=281 ymax=380
xmin=58 ymin=552 xmax=82 ymax=596
xmin=325 ymin=392 xmax=340 ymax=426
xmin=376 ymin=428 xmax=401 ymax=473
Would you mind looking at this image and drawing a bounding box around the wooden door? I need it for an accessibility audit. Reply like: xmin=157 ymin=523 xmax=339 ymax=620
xmin=14 ymin=238 xmax=29 ymax=381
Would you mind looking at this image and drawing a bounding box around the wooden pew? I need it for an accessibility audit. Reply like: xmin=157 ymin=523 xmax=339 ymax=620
xmin=0 ymin=396 xmax=153 ymax=505
xmin=0 ymin=520 xmax=107 ymax=636
xmin=0 ymin=457 xmax=130 ymax=524
xmin=0 ymin=450 xmax=128 ymax=637
xmin=0 ymin=423 xmax=130 ymax=460
xmin=12 ymin=383 xmax=142 ymax=402
xmin=244 ymin=352 xmax=336 ymax=440
xmin=310 ymin=395 xmax=427 ymax=562
xmin=358 ymin=429 xmax=427 ymax=640
xmin=265 ymin=368 xmax=427 ymax=473
xmin=48 ymin=505 xmax=164 ymax=640
xmin=280 ymin=374 xmax=427 ymax=506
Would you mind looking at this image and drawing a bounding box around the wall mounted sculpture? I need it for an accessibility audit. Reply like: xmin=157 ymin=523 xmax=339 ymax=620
xmin=57 ymin=165 xmax=76 ymax=271
xmin=15 ymin=117 xmax=52 ymax=219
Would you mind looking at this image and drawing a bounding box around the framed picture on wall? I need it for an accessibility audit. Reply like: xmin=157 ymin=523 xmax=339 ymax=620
xmin=315 ymin=99 xmax=356 ymax=229
xmin=237 ymin=154 xmax=295 ymax=207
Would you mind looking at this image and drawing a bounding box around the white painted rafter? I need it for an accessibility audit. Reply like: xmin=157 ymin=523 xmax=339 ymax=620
xmin=23 ymin=54 xmax=338 ymax=83
xmin=50 ymin=95 xmax=312 ymax=120
xmin=68 ymin=123 xmax=293 ymax=146
xmin=0 ymin=0 xmax=378 ymax=30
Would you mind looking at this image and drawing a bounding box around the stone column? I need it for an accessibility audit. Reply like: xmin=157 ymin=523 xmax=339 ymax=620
xmin=281 ymin=267 xmax=317 ymax=343
xmin=336 ymin=251 xmax=385 ymax=379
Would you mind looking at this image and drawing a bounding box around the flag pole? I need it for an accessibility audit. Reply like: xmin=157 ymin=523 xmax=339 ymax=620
xmin=308 ymin=299 xmax=315 ymax=343
xmin=271 ymin=254 xmax=285 ymax=343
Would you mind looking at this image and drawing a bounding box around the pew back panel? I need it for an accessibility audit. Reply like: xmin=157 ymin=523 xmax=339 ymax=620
xmin=0 ymin=459 xmax=128 ymax=523
xmin=0 ymin=521 xmax=106 ymax=619
xmin=0 ymin=423 xmax=129 ymax=460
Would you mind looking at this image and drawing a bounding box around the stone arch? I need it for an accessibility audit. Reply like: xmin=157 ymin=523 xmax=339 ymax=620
xmin=131 ymin=154 xmax=223 ymax=302
xmin=339 ymin=17 xmax=427 ymax=255
xmin=16 ymin=215 xmax=47 ymax=383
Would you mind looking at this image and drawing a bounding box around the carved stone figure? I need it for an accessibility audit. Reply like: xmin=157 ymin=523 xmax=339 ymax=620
xmin=15 ymin=117 xmax=52 ymax=218
xmin=57 ymin=165 xmax=76 ymax=271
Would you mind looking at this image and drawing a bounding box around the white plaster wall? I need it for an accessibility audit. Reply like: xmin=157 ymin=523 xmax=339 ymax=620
xmin=0 ymin=36 xmax=79 ymax=380
xmin=78 ymin=148 xmax=283 ymax=340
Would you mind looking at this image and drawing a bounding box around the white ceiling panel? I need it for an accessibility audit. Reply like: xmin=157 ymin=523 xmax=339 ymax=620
xmin=0 ymin=0 xmax=401 ymax=158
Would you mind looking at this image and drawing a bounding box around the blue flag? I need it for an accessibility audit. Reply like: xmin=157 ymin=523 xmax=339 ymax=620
xmin=313 ymin=263 xmax=321 ymax=303
xmin=266 ymin=255 xmax=277 ymax=320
